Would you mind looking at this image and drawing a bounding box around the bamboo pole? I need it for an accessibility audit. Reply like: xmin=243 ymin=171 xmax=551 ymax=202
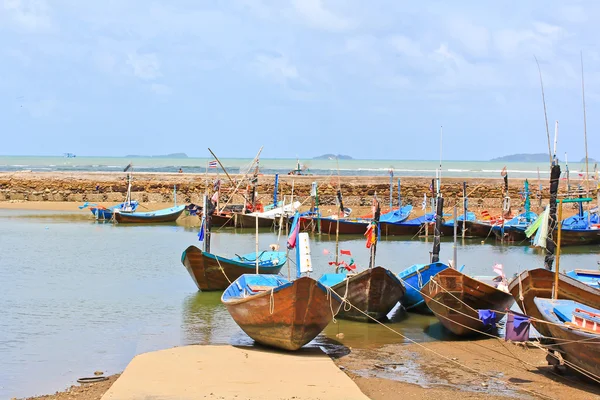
xmin=553 ymin=200 xmax=563 ymax=299
xmin=453 ymin=204 xmax=458 ymax=269
xmin=581 ymin=52 xmax=590 ymax=193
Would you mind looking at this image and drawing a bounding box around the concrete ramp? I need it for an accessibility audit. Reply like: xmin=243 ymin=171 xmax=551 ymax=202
xmin=102 ymin=345 xmax=369 ymax=400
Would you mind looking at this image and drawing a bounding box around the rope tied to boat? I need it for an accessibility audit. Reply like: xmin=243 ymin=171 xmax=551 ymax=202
xmin=214 ymin=256 xmax=232 ymax=284
xmin=269 ymin=289 xmax=275 ymax=314
xmin=326 ymin=286 xmax=341 ymax=324
xmin=342 ymin=276 xmax=352 ymax=312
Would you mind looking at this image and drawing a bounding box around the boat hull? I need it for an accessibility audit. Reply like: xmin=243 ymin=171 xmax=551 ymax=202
xmin=507 ymin=268 xmax=600 ymax=337
xmin=234 ymin=213 xmax=275 ymax=228
xmin=379 ymin=221 xmax=423 ymax=236
xmin=210 ymin=213 xmax=235 ymax=228
xmin=492 ymin=225 xmax=529 ymax=242
xmin=311 ymin=217 xmax=368 ymax=235
xmin=329 ymin=267 xmax=405 ymax=322
xmin=114 ymin=206 xmax=184 ymax=223
xmin=440 ymin=220 xmax=493 ymax=238
xmin=223 ymin=277 xmax=341 ymax=351
xmin=533 ymin=298 xmax=600 ymax=379
xmin=181 ymin=246 xmax=285 ymax=291
xmin=421 ymin=268 xmax=515 ymax=336
xmin=399 ymin=262 xmax=450 ymax=312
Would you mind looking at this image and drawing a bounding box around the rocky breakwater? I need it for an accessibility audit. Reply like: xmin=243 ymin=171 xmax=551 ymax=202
xmin=0 ymin=172 xmax=593 ymax=214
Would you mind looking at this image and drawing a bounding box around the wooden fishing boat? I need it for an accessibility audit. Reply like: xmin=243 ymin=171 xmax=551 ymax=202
xmin=508 ymin=268 xmax=600 ymax=337
xmin=313 ymin=217 xmax=368 ymax=235
xmin=182 ymin=245 xmax=286 ymax=291
xmin=491 ymin=211 xmax=537 ymax=242
xmin=421 ymin=268 xmax=515 ymax=336
xmin=234 ymin=212 xmax=275 ymax=228
xmin=210 ymin=212 xmax=235 ymax=228
xmin=318 ymin=267 xmax=405 ymax=322
xmin=398 ymin=262 xmax=450 ymax=312
xmin=379 ymin=213 xmax=435 ymax=236
xmin=114 ymin=205 xmax=185 ymax=223
xmin=533 ymin=298 xmax=600 ymax=379
xmin=440 ymin=220 xmax=493 ymax=238
xmin=566 ymin=269 xmax=600 ymax=289
xmin=221 ymin=274 xmax=341 ymax=351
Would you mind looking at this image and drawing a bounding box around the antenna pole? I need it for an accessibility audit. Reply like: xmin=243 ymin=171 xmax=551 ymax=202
xmin=535 ymin=56 xmax=553 ymax=167
xmin=581 ymin=52 xmax=590 ymax=193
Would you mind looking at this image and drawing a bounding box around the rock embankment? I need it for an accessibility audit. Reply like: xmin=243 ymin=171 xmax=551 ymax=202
xmin=0 ymin=172 xmax=594 ymax=213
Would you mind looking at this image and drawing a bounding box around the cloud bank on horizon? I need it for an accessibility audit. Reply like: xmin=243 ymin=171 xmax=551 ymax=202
xmin=1 ymin=0 xmax=599 ymax=161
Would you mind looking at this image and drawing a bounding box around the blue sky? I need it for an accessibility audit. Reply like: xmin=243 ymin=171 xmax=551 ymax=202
xmin=1 ymin=0 xmax=599 ymax=160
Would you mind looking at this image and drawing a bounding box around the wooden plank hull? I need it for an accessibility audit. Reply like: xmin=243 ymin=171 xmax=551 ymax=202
xmin=181 ymin=246 xmax=284 ymax=291
xmin=210 ymin=213 xmax=235 ymax=228
xmin=379 ymin=222 xmax=423 ymax=236
xmin=223 ymin=277 xmax=341 ymax=351
xmin=559 ymin=228 xmax=600 ymax=246
xmin=534 ymin=299 xmax=600 ymax=379
xmin=302 ymin=217 xmax=368 ymax=235
xmin=234 ymin=213 xmax=275 ymax=228
xmin=507 ymin=268 xmax=600 ymax=337
xmin=329 ymin=267 xmax=405 ymax=322
xmin=492 ymin=226 xmax=529 ymax=242
xmin=440 ymin=221 xmax=493 ymax=238
xmin=114 ymin=207 xmax=184 ymax=223
xmin=421 ymin=268 xmax=515 ymax=336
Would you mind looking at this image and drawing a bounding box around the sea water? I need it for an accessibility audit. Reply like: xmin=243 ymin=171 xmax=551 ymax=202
xmin=1 ymin=208 xmax=599 ymax=398
xmin=0 ymin=155 xmax=593 ymax=178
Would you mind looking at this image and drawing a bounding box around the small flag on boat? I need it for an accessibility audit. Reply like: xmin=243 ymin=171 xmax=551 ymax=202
xmin=340 ymin=249 xmax=352 ymax=256
xmin=208 ymin=160 xmax=218 ymax=169
xmin=197 ymin=219 xmax=205 ymax=241
xmin=287 ymin=212 xmax=301 ymax=249
xmin=322 ymin=249 xmax=330 ymax=255
xmin=422 ymin=194 xmax=427 ymax=210
xmin=124 ymin=162 xmax=133 ymax=172
xmin=500 ymin=166 xmax=507 ymax=177
xmin=365 ymin=224 xmax=376 ymax=248
xmin=493 ymin=263 xmax=504 ymax=277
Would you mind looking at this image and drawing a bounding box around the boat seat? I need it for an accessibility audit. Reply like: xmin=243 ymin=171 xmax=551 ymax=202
xmin=247 ymin=285 xmax=273 ymax=293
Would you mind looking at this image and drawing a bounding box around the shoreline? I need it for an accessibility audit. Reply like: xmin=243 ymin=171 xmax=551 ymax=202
xmin=3 ymin=171 xmax=595 ymax=213
xmin=23 ymin=339 xmax=600 ymax=400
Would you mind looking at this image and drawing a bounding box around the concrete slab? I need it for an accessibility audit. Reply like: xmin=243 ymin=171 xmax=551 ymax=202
xmin=101 ymin=345 xmax=370 ymax=400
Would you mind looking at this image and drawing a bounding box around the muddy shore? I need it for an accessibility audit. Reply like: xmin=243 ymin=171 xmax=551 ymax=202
xmin=2 ymin=171 xmax=595 ymax=214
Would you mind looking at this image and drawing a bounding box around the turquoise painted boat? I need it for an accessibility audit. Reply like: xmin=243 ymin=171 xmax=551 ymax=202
xmin=566 ymin=269 xmax=600 ymax=289
xmin=398 ymin=262 xmax=451 ymax=312
xmin=114 ymin=205 xmax=185 ymax=223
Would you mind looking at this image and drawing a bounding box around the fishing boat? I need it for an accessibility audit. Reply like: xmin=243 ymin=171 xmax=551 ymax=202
xmin=566 ymin=269 xmax=600 ymax=289
xmin=311 ymin=205 xmax=413 ymax=236
xmin=114 ymin=204 xmax=185 ymax=223
xmin=420 ymin=267 xmax=515 ymax=336
xmin=221 ymin=231 xmax=341 ymax=351
xmin=318 ymin=267 xmax=404 ymax=322
xmin=398 ymin=262 xmax=450 ymax=312
xmin=85 ymin=201 xmax=139 ymax=220
xmin=379 ymin=212 xmax=435 ymax=236
xmin=234 ymin=201 xmax=301 ymax=228
xmin=508 ymin=268 xmax=600 ymax=337
xmin=182 ymin=245 xmax=287 ymax=291
xmin=491 ymin=211 xmax=538 ymax=242
xmin=533 ymin=298 xmax=600 ymax=379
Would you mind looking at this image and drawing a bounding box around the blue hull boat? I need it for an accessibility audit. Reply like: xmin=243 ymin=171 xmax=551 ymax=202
xmin=114 ymin=204 xmax=185 ymax=223
xmin=566 ymin=269 xmax=600 ymax=289
xmin=398 ymin=262 xmax=450 ymax=312
xmin=86 ymin=201 xmax=139 ymax=220
xmin=533 ymin=298 xmax=600 ymax=378
xmin=491 ymin=211 xmax=538 ymax=241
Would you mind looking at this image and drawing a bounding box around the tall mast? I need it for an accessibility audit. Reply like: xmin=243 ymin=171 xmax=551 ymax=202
xmin=535 ymin=56 xmax=553 ymax=167
xmin=437 ymin=125 xmax=443 ymax=197
xmin=544 ymin=164 xmax=561 ymax=270
xmin=581 ymin=52 xmax=590 ymax=193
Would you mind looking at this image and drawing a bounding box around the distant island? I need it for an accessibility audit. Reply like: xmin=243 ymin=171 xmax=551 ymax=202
xmin=490 ymin=153 xmax=555 ymax=162
xmin=580 ymin=157 xmax=597 ymax=163
xmin=125 ymin=153 xmax=188 ymax=158
xmin=313 ymin=154 xmax=353 ymax=160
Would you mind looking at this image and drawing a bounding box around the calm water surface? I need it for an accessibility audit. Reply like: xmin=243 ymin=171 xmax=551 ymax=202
xmin=1 ymin=209 xmax=598 ymax=398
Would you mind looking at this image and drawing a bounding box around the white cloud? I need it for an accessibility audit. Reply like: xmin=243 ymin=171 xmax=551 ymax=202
xmin=3 ymin=0 xmax=52 ymax=32
xmin=126 ymin=53 xmax=161 ymax=80
xmin=253 ymin=53 xmax=299 ymax=85
xmin=446 ymin=17 xmax=490 ymax=56
xmin=150 ymin=83 xmax=172 ymax=95
xmin=291 ymin=0 xmax=352 ymax=32
xmin=389 ymin=35 xmax=422 ymax=58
